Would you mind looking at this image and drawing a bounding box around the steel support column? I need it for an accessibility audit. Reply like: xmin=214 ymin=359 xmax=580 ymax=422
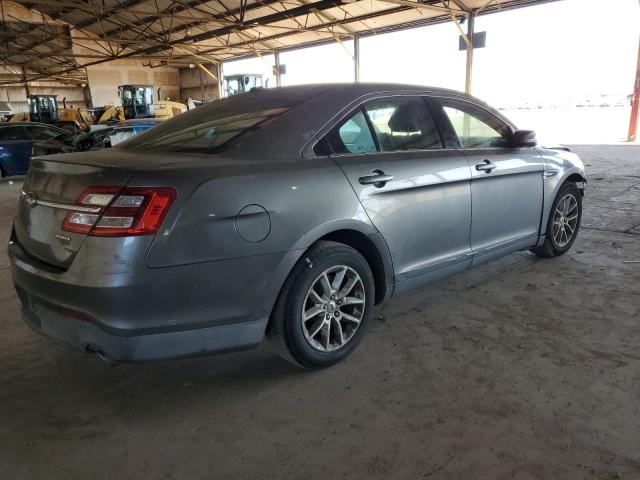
xmin=217 ymin=62 xmax=224 ymax=98
xmin=21 ymin=67 xmax=31 ymax=96
xmin=464 ymin=12 xmax=475 ymax=94
xmin=462 ymin=13 xmax=475 ymax=137
xmin=199 ymin=68 xmax=205 ymax=102
xmin=354 ymin=34 xmax=360 ymax=82
xmin=627 ymin=34 xmax=640 ymax=142
xmin=275 ymin=50 xmax=282 ymax=87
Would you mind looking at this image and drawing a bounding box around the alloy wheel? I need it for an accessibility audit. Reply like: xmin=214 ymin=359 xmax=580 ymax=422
xmin=301 ymin=265 xmax=366 ymax=352
xmin=552 ymin=193 xmax=579 ymax=247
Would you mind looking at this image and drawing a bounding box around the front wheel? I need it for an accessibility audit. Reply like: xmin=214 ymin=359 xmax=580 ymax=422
xmin=267 ymin=241 xmax=375 ymax=368
xmin=531 ymin=182 xmax=582 ymax=258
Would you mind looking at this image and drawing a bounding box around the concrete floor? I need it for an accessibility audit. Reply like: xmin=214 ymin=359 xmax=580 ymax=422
xmin=1 ymin=145 xmax=639 ymax=480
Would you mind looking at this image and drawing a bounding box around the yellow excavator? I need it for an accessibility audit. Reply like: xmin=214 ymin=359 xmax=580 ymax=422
xmin=9 ymin=95 xmax=93 ymax=130
xmin=96 ymin=85 xmax=193 ymax=124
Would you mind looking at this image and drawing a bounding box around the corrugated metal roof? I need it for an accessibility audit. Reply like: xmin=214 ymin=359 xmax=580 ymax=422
xmin=0 ymin=0 xmax=560 ymax=83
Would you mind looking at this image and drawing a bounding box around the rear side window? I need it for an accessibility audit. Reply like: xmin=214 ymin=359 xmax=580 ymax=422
xmin=0 ymin=126 xmax=29 ymax=141
xmin=327 ymin=110 xmax=377 ymax=154
xmin=365 ymin=98 xmax=442 ymax=151
xmin=438 ymin=98 xmax=510 ymax=148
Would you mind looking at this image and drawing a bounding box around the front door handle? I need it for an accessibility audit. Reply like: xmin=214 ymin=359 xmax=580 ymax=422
xmin=475 ymin=159 xmax=497 ymax=173
xmin=359 ymin=169 xmax=394 ymax=187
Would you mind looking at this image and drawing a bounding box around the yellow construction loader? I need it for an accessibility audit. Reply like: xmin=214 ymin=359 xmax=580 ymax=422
xmin=96 ymin=85 xmax=193 ymax=124
xmin=9 ymin=95 xmax=93 ymax=130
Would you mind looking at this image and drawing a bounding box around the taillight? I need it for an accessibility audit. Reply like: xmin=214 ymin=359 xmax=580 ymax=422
xmin=62 ymin=186 xmax=176 ymax=236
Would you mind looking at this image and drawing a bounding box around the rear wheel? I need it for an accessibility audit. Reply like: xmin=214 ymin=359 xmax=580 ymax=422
xmin=268 ymin=241 xmax=375 ymax=368
xmin=531 ymin=182 xmax=582 ymax=257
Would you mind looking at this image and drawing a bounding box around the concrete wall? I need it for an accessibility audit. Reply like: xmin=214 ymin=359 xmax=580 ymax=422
xmin=0 ymin=66 xmax=87 ymax=113
xmin=0 ymin=2 xmax=87 ymax=113
xmin=0 ymin=1 xmax=183 ymax=113
xmin=179 ymin=65 xmax=219 ymax=102
xmin=85 ymin=60 xmax=181 ymax=107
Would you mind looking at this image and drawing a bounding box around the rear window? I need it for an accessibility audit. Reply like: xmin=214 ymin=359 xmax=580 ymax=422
xmin=120 ymin=107 xmax=289 ymax=154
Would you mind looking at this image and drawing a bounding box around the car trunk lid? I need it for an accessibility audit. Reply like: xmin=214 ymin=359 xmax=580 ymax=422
xmin=14 ymin=150 xmax=174 ymax=269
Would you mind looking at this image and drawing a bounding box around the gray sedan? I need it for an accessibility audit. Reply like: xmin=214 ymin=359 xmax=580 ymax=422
xmin=9 ymin=84 xmax=586 ymax=368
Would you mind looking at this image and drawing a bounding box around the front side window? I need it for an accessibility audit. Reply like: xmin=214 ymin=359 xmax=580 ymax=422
xmin=319 ymin=96 xmax=443 ymax=156
xmin=121 ymin=89 xmax=133 ymax=106
xmin=439 ymin=98 xmax=510 ymax=148
xmin=327 ymin=110 xmax=377 ymax=154
xmin=364 ymin=98 xmax=441 ymax=151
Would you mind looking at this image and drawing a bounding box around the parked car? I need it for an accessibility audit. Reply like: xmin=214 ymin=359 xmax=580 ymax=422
xmin=32 ymin=119 xmax=162 ymax=156
xmin=0 ymin=122 xmax=66 ymax=176
xmin=9 ymin=84 xmax=586 ymax=368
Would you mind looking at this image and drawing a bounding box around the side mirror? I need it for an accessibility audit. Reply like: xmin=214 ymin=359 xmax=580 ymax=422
xmin=511 ymin=129 xmax=537 ymax=147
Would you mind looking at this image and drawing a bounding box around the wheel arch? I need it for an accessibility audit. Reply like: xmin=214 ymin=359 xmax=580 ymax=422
xmin=316 ymin=229 xmax=392 ymax=305
xmin=564 ymin=172 xmax=586 ymax=195
xmin=257 ymin=221 xmax=394 ymax=336
xmin=540 ymin=168 xmax=586 ymax=236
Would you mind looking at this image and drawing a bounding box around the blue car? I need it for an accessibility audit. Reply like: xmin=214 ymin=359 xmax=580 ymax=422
xmin=0 ymin=122 xmax=66 ymax=177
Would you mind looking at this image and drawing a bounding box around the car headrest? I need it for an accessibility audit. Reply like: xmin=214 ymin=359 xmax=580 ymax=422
xmin=387 ymin=102 xmax=422 ymax=133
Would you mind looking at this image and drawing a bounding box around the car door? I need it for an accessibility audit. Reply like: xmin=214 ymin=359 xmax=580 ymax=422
xmin=0 ymin=125 xmax=33 ymax=176
xmin=28 ymin=125 xmax=66 ymax=157
xmin=319 ymin=95 xmax=473 ymax=293
xmin=434 ymin=96 xmax=544 ymax=265
xmin=28 ymin=125 xmax=65 ymax=142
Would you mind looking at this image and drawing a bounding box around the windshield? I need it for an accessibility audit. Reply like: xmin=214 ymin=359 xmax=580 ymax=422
xmin=121 ymin=87 xmax=152 ymax=106
xmin=120 ymin=106 xmax=288 ymax=154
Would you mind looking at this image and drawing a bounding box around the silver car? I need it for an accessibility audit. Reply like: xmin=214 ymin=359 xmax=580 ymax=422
xmin=9 ymin=84 xmax=586 ymax=368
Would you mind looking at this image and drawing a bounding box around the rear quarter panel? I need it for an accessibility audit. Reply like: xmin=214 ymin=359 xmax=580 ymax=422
xmin=137 ymin=155 xmax=374 ymax=267
xmin=130 ymin=155 xmax=378 ymax=324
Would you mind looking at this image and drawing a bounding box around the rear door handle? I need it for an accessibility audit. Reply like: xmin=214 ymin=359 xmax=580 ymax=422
xmin=359 ymin=169 xmax=394 ymax=187
xmin=475 ymin=159 xmax=497 ymax=173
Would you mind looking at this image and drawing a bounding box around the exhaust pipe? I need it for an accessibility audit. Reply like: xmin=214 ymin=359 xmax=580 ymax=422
xmin=85 ymin=345 xmax=117 ymax=366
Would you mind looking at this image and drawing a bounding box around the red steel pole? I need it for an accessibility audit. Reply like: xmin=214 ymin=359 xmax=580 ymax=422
xmin=628 ymin=35 xmax=640 ymax=142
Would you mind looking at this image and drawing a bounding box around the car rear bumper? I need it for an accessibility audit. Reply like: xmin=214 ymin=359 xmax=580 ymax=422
xmin=8 ymin=228 xmax=296 ymax=363
xmin=17 ymin=286 xmax=265 ymax=363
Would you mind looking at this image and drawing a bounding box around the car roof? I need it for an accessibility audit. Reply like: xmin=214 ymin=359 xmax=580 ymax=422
xmin=204 ymin=83 xmax=511 ymax=158
xmin=228 ymin=82 xmax=468 ymax=101
xmin=120 ymin=83 xmax=514 ymax=160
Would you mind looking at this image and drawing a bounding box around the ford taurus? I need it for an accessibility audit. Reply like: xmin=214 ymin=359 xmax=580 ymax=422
xmin=9 ymin=84 xmax=586 ymax=368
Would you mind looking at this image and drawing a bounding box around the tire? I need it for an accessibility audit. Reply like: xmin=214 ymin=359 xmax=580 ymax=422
xmin=268 ymin=241 xmax=375 ymax=368
xmin=531 ymin=182 xmax=582 ymax=258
